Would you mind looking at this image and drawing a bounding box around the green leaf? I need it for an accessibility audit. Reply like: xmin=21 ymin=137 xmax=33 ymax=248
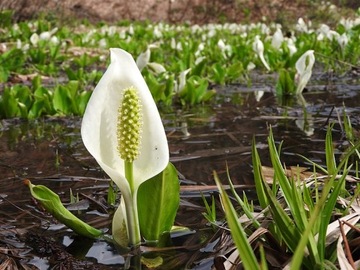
xmin=267 ymin=130 xmax=319 ymax=265
xmin=325 ymin=125 xmax=337 ymax=176
xmin=0 ymin=65 xmax=9 ymax=83
xmin=77 ymin=91 xmax=92 ymax=116
xmin=28 ymin=100 xmax=45 ymax=118
xmin=275 ymin=68 xmax=295 ymax=96
xmin=137 ymin=162 xmax=180 ymax=242
xmin=25 ymin=179 xmax=103 ymax=238
xmin=53 ymin=86 xmax=70 ymax=114
xmin=214 ymin=171 xmax=261 ymax=270
xmin=251 ymin=137 xmax=268 ymax=209
xmin=2 ymin=87 xmax=19 ymax=118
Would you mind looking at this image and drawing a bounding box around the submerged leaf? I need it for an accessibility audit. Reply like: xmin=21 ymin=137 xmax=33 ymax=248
xmin=141 ymin=256 xmax=163 ymax=268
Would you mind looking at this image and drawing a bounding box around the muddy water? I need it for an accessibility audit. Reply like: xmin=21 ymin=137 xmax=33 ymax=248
xmin=1 ymin=75 xmax=360 ymax=269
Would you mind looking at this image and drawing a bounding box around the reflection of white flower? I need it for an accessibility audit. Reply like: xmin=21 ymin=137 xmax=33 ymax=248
xmin=295 ymin=50 xmax=315 ymax=95
xmin=254 ymin=90 xmax=265 ymax=102
xmin=295 ymin=116 xmax=314 ymax=136
xmin=81 ymin=48 xmax=169 ymax=246
xmin=295 ymin=103 xmax=314 ymax=136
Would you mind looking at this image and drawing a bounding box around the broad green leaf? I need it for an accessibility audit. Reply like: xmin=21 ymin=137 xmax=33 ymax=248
xmin=0 ymin=65 xmax=9 ymax=83
xmin=31 ymin=75 xmax=42 ymax=90
xmin=137 ymin=162 xmax=180 ymax=242
xmin=14 ymin=85 xmax=32 ymax=109
xmin=78 ymin=91 xmax=92 ymax=116
xmin=2 ymin=88 xmax=19 ymax=118
xmin=25 ymin=179 xmax=103 ymax=238
xmin=275 ymin=68 xmax=294 ymax=96
xmin=53 ymin=86 xmax=70 ymax=114
xmin=29 ymin=100 xmax=45 ymax=118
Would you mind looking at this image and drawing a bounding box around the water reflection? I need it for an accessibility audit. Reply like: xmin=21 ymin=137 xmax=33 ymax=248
xmin=1 ymin=80 xmax=360 ymax=268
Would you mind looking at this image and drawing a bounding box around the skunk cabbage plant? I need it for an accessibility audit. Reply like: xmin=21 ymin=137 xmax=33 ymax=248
xmin=81 ymin=48 xmax=170 ymax=246
xmin=252 ymin=35 xmax=270 ymax=71
xmin=295 ymin=50 xmax=315 ymax=95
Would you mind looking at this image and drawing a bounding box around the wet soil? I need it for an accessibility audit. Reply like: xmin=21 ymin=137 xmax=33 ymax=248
xmin=1 ymin=71 xmax=360 ymax=268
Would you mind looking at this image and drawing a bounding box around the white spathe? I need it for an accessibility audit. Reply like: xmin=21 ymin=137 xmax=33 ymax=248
xmin=295 ymin=50 xmax=315 ymax=95
xmin=136 ymin=44 xmax=158 ymax=71
xmin=81 ymin=48 xmax=169 ymax=245
xmin=82 ymin=48 xmax=169 ymax=192
xmin=252 ymin=35 xmax=270 ymax=71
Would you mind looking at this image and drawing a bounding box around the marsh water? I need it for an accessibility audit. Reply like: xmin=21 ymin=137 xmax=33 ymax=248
xmin=1 ymin=71 xmax=360 ymax=269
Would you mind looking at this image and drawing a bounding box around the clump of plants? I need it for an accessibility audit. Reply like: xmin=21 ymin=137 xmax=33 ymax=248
xmin=1 ymin=9 xmax=360 ymax=119
xmin=214 ymin=126 xmax=360 ymax=269
xmin=25 ymin=48 xmax=181 ymax=252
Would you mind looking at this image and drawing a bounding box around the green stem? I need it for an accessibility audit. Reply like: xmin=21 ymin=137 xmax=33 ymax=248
xmin=125 ymin=160 xmax=135 ymax=194
xmin=124 ymin=160 xmax=141 ymax=246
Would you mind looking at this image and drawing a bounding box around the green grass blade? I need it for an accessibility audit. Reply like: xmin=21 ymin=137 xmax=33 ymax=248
xmin=325 ymin=125 xmax=337 ymax=177
xmin=291 ymin=167 xmax=350 ymax=270
xmin=268 ymin=130 xmax=311 ymax=233
xmin=214 ymin=171 xmax=261 ymax=270
xmin=252 ymin=136 xmax=268 ymax=209
xmin=226 ymin=163 xmax=261 ymax=228
xmin=260 ymin=176 xmax=302 ymax=253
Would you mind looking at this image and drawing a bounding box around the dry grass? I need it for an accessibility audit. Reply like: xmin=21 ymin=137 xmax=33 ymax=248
xmin=0 ymin=0 xmax=358 ymax=24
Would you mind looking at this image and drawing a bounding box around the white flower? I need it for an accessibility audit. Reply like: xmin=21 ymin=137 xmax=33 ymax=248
xmin=252 ymin=35 xmax=270 ymax=71
xmin=217 ymin=39 xmax=232 ymax=58
xmin=30 ymin=33 xmax=39 ymax=46
xmin=136 ymin=44 xmax=158 ymax=71
xmin=81 ymin=48 xmax=169 ymax=245
xmin=147 ymin=62 xmax=166 ymax=74
xmin=39 ymin=27 xmax=58 ymax=40
xmin=295 ymin=50 xmax=315 ymax=95
xmin=337 ymin=33 xmax=349 ymax=50
xmin=174 ymin=68 xmax=191 ymax=93
xmin=271 ymin=28 xmax=284 ymax=50
xmin=286 ymin=38 xmax=297 ymax=56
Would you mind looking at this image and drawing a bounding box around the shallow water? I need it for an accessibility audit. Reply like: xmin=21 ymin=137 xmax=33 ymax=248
xmin=1 ymin=73 xmax=360 ymax=269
